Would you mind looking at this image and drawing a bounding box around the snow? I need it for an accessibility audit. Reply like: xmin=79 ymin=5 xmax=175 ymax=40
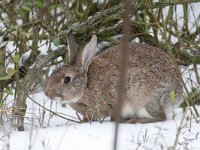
xmin=0 ymin=91 xmax=200 ymax=150
xmin=19 ymin=50 xmax=32 ymax=67
xmin=181 ymin=65 xmax=200 ymax=92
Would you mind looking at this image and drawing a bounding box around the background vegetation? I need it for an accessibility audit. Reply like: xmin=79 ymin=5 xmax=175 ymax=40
xmin=0 ymin=0 xmax=200 ymax=130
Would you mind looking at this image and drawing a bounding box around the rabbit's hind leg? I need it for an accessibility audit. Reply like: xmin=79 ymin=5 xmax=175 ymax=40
xmin=125 ymin=115 xmax=166 ymax=124
xmin=125 ymin=106 xmax=166 ymax=124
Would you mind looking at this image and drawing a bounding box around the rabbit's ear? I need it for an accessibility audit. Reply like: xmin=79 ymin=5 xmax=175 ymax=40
xmin=82 ymin=35 xmax=97 ymax=71
xmin=67 ymin=30 xmax=78 ymax=64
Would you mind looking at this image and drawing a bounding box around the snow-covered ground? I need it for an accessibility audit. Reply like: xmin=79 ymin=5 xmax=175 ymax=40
xmin=0 ymin=91 xmax=200 ymax=150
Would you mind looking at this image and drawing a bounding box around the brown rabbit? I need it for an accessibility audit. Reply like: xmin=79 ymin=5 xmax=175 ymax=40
xmin=45 ymin=31 xmax=183 ymax=123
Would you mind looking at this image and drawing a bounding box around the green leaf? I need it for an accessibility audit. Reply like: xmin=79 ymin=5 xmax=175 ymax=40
xmin=5 ymin=87 xmax=13 ymax=95
xmin=22 ymin=5 xmax=31 ymax=11
xmin=0 ymin=73 xmax=13 ymax=80
xmin=7 ymin=68 xmax=15 ymax=74
xmin=0 ymin=102 xmax=4 ymax=107
xmin=35 ymin=1 xmax=44 ymax=8
xmin=28 ymin=27 xmax=33 ymax=34
xmin=14 ymin=25 xmax=20 ymax=31
xmin=0 ymin=68 xmax=15 ymax=80
xmin=169 ymin=90 xmax=175 ymax=104
xmin=50 ymin=4 xmax=62 ymax=9
xmin=13 ymin=54 xmax=21 ymax=64
xmin=53 ymin=38 xmax=60 ymax=46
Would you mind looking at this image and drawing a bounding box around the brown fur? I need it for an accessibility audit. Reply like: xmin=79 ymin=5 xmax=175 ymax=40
xmin=45 ymin=34 xmax=183 ymax=123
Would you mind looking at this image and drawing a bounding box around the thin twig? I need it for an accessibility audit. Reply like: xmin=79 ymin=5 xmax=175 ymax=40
xmin=28 ymin=95 xmax=80 ymax=123
xmin=113 ymin=0 xmax=132 ymax=150
xmin=172 ymin=111 xmax=186 ymax=149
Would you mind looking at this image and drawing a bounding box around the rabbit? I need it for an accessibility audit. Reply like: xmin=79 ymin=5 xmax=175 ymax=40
xmin=45 ymin=30 xmax=183 ymax=123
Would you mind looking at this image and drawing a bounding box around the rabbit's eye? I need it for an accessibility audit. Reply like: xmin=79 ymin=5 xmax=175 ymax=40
xmin=64 ymin=76 xmax=71 ymax=84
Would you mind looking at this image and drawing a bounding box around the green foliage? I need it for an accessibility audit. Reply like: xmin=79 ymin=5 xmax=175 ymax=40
xmin=22 ymin=5 xmax=31 ymax=12
xmin=0 ymin=101 xmax=4 ymax=107
xmin=0 ymin=51 xmax=4 ymax=67
xmin=21 ymin=0 xmax=32 ymax=13
xmin=169 ymin=90 xmax=175 ymax=105
xmin=13 ymin=54 xmax=21 ymax=64
xmin=181 ymin=87 xmax=200 ymax=109
xmin=35 ymin=1 xmax=44 ymax=9
xmin=0 ymin=68 xmax=15 ymax=80
xmin=5 ymin=87 xmax=13 ymax=95
xmin=53 ymin=38 xmax=60 ymax=46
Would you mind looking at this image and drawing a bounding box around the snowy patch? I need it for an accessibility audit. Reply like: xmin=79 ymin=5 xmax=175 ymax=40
xmin=19 ymin=50 xmax=32 ymax=67
xmin=0 ymin=92 xmax=200 ymax=150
